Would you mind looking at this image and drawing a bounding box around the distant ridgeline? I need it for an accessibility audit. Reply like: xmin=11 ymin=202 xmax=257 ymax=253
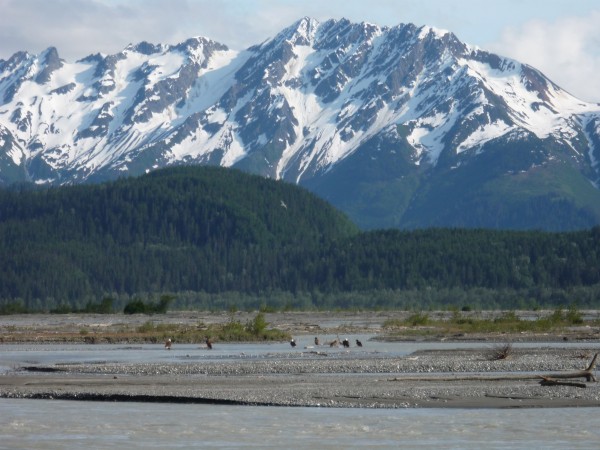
xmin=0 ymin=166 xmax=599 ymax=312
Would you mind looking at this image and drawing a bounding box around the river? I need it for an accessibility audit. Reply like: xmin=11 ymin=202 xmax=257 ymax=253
xmin=2 ymin=399 xmax=599 ymax=449
xmin=2 ymin=340 xmax=600 ymax=448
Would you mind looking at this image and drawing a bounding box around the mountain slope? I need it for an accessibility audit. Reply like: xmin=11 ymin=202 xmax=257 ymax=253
xmin=1 ymin=18 xmax=600 ymax=229
xmin=0 ymin=165 xmax=358 ymax=303
xmin=1 ymin=167 xmax=600 ymax=309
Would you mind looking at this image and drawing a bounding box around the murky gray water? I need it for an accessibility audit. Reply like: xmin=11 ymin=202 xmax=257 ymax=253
xmin=1 ymin=399 xmax=599 ymax=449
xmin=2 ymin=337 xmax=599 ymax=373
xmin=2 ymin=341 xmax=600 ymax=448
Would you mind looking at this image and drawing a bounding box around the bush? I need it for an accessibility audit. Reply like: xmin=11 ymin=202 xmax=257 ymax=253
xmin=566 ymin=304 xmax=583 ymax=325
xmin=494 ymin=310 xmax=519 ymax=323
xmin=124 ymin=299 xmax=148 ymax=314
xmin=489 ymin=343 xmax=513 ymax=360
xmin=50 ymin=303 xmax=73 ymax=314
xmin=83 ymin=297 xmax=114 ymax=314
xmin=247 ymin=312 xmax=268 ymax=335
xmin=406 ymin=312 xmax=429 ymax=326
xmin=0 ymin=300 xmax=28 ymax=315
xmin=155 ymin=295 xmax=175 ymax=314
xmin=123 ymin=295 xmax=174 ymax=315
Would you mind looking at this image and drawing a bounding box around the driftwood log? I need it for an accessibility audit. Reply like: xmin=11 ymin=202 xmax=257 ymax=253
xmin=542 ymin=352 xmax=597 ymax=382
xmin=388 ymin=353 xmax=599 ymax=389
xmin=536 ymin=353 xmax=598 ymax=388
xmin=539 ymin=377 xmax=587 ymax=388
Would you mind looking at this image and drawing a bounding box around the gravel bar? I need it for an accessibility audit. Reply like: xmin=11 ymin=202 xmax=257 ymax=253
xmin=3 ymin=347 xmax=600 ymax=408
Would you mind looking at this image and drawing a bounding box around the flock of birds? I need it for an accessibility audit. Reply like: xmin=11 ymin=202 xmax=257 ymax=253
xmin=164 ymin=336 xmax=361 ymax=350
xmin=290 ymin=336 xmax=362 ymax=348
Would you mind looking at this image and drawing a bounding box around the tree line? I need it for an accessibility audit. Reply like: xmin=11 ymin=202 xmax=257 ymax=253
xmin=0 ymin=166 xmax=599 ymax=312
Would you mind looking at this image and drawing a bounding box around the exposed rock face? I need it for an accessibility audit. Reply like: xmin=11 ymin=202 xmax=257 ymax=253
xmin=1 ymin=18 xmax=600 ymax=229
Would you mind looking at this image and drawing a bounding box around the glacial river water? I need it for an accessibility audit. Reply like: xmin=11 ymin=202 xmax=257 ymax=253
xmin=2 ymin=339 xmax=600 ymax=448
xmin=2 ymin=399 xmax=600 ymax=449
xmin=2 ymin=336 xmax=600 ymax=370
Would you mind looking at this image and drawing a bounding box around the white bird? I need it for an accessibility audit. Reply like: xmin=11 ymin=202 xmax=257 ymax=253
xmin=280 ymin=200 xmax=287 ymax=209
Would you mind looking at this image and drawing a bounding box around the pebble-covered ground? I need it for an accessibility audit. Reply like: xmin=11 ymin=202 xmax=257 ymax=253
xmin=2 ymin=347 xmax=600 ymax=408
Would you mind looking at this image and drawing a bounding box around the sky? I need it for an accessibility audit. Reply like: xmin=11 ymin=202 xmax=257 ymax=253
xmin=1 ymin=0 xmax=600 ymax=102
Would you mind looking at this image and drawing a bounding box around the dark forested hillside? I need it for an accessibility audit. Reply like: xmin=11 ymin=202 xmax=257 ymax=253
xmin=327 ymin=228 xmax=600 ymax=290
xmin=0 ymin=166 xmax=358 ymax=309
xmin=0 ymin=166 xmax=599 ymax=312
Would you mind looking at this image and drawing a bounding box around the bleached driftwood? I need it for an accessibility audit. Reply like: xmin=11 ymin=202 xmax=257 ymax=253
xmin=536 ymin=353 xmax=598 ymax=387
xmin=388 ymin=353 xmax=598 ymax=388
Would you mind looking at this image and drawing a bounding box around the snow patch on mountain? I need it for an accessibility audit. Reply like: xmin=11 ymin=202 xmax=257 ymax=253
xmin=463 ymin=58 xmax=597 ymax=141
xmin=456 ymin=119 xmax=512 ymax=154
xmin=0 ymin=17 xmax=599 ymax=189
xmin=177 ymin=49 xmax=242 ymax=116
xmin=418 ymin=25 xmax=450 ymax=40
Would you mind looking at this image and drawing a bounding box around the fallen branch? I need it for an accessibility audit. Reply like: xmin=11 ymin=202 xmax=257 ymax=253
xmin=539 ymin=377 xmax=587 ymax=389
xmin=388 ymin=353 xmax=599 ymax=385
xmin=538 ymin=353 xmax=598 ymax=382
xmin=388 ymin=374 xmax=541 ymax=382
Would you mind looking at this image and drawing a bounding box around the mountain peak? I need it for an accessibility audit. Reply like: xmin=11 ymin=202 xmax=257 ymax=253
xmin=417 ymin=24 xmax=450 ymax=40
xmin=0 ymin=50 xmax=31 ymax=74
xmin=125 ymin=41 xmax=164 ymax=55
xmin=274 ymin=16 xmax=320 ymax=47
xmin=34 ymin=46 xmax=63 ymax=84
xmin=0 ymin=18 xmax=599 ymax=230
xmin=171 ymin=36 xmax=229 ymax=62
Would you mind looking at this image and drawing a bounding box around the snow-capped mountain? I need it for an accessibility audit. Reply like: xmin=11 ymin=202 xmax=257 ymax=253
xmin=1 ymin=17 xmax=600 ymax=230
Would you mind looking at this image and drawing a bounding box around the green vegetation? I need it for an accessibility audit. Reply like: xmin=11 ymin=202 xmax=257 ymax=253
xmin=0 ymin=165 xmax=599 ymax=312
xmin=0 ymin=312 xmax=291 ymax=344
xmin=344 ymin=138 xmax=600 ymax=230
xmin=404 ymin=312 xmax=429 ymax=326
xmin=133 ymin=312 xmax=289 ymax=343
xmin=123 ymin=295 xmax=174 ymax=314
xmin=211 ymin=312 xmax=288 ymax=341
xmin=382 ymin=306 xmax=594 ymax=337
xmin=82 ymin=297 xmax=114 ymax=314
